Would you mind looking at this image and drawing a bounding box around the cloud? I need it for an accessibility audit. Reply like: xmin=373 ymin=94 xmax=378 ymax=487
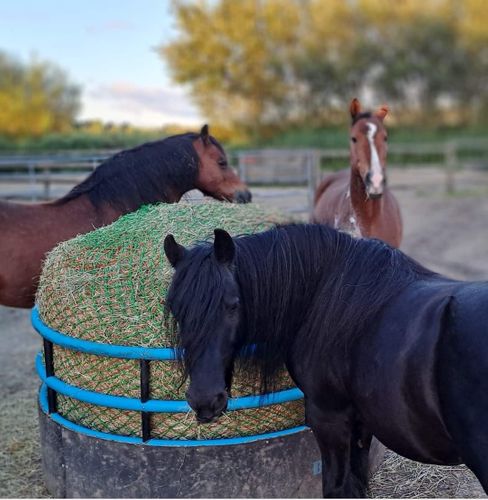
xmin=80 ymin=82 xmax=203 ymax=127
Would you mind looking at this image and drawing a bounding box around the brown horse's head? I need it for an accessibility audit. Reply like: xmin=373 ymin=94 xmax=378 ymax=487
xmin=349 ymin=98 xmax=389 ymax=199
xmin=193 ymin=125 xmax=251 ymax=204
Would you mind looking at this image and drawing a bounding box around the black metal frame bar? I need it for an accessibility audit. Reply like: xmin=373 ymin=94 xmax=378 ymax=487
xmin=140 ymin=359 xmax=151 ymax=442
xmin=43 ymin=338 xmax=57 ymax=413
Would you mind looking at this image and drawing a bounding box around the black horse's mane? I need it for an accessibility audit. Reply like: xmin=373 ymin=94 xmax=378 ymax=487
xmin=55 ymin=133 xmax=222 ymax=212
xmin=169 ymin=224 xmax=435 ymax=392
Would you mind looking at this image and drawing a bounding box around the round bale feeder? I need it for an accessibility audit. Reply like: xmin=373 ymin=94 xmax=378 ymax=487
xmin=33 ymin=202 xmax=323 ymax=498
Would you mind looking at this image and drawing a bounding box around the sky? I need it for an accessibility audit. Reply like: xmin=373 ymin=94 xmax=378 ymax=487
xmin=0 ymin=0 xmax=203 ymax=127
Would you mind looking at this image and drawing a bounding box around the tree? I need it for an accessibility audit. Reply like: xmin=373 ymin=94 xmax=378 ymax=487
xmin=160 ymin=0 xmax=305 ymax=140
xmin=161 ymin=0 xmax=488 ymax=138
xmin=0 ymin=52 xmax=81 ymax=139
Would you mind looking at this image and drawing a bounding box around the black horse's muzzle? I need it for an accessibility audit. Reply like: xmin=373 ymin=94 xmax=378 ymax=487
xmin=234 ymin=190 xmax=252 ymax=204
xmin=186 ymin=390 xmax=229 ymax=424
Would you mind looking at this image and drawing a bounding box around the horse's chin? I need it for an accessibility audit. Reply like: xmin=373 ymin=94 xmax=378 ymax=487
xmin=203 ymin=190 xmax=252 ymax=204
xmin=367 ymin=192 xmax=383 ymax=200
xmin=233 ymin=190 xmax=252 ymax=204
xmin=196 ymin=414 xmax=222 ymax=425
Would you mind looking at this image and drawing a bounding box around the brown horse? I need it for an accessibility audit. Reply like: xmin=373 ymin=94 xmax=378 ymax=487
xmin=312 ymin=99 xmax=402 ymax=247
xmin=0 ymin=125 xmax=251 ymax=309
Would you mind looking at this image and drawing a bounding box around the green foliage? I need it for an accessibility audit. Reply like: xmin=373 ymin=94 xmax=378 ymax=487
xmin=257 ymin=124 xmax=488 ymax=150
xmin=0 ymin=51 xmax=81 ymax=139
xmin=0 ymin=129 xmax=166 ymax=152
xmin=161 ymin=0 xmax=488 ymax=139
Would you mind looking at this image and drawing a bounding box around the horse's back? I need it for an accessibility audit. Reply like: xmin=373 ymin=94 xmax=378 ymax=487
xmin=0 ymin=200 xmax=98 ymax=308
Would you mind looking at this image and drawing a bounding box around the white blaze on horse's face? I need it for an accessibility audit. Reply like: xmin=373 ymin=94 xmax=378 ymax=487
xmin=365 ymin=122 xmax=385 ymax=198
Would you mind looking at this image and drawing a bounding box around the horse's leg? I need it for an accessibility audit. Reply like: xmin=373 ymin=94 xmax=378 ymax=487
xmin=349 ymin=417 xmax=373 ymax=492
xmin=306 ymin=399 xmax=368 ymax=498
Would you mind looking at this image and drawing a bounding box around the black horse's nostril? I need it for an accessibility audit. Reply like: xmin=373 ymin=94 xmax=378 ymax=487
xmin=235 ymin=190 xmax=252 ymax=204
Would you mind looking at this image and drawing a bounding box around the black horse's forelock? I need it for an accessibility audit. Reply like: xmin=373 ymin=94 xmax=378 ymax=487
xmin=55 ymin=133 xmax=223 ymax=212
xmin=167 ymin=224 xmax=435 ymax=393
xmin=165 ymin=243 xmax=230 ymax=377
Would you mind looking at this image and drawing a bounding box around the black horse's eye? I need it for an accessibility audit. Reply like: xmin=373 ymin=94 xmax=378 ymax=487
xmin=218 ymin=158 xmax=228 ymax=168
xmin=351 ymin=137 xmax=357 ymax=143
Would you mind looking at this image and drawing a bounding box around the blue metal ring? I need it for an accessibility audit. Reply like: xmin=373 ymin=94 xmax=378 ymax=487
xmin=36 ymin=353 xmax=304 ymax=412
xmin=39 ymin=384 xmax=309 ymax=447
xmin=32 ymin=306 xmax=179 ymax=360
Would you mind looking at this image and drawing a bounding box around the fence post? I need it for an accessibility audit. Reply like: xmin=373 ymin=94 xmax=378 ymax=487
xmin=306 ymin=150 xmax=319 ymax=215
xmin=444 ymin=142 xmax=458 ymax=194
xmin=28 ymin=162 xmax=37 ymax=201
xmin=238 ymin=152 xmax=247 ymax=184
xmin=43 ymin=167 xmax=51 ymax=200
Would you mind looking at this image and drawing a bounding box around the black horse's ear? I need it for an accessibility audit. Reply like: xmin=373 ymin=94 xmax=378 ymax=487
xmin=200 ymin=124 xmax=210 ymax=146
xmin=213 ymin=229 xmax=235 ymax=265
xmin=164 ymin=234 xmax=186 ymax=268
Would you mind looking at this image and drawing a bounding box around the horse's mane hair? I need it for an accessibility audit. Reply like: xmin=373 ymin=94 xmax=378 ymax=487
xmin=55 ymin=133 xmax=222 ymax=212
xmin=168 ymin=224 xmax=435 ymax=393
xmin=352 ymin=111 xmax=373 ymax=124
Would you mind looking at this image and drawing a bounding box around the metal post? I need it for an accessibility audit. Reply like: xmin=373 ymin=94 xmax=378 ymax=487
xmin=43 ymin=339 xmax=57 ymax=414
xmin=140 ymin=359 xmax=151 ymax=442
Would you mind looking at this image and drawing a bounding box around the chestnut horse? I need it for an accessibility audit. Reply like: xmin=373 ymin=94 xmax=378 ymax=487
xmin=0 ymin=125 xmax=251 ymax=309
xmin=312 ymin=99 xmax=402 ymax=247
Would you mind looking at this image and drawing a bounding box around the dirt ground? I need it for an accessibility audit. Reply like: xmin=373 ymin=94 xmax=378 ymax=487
xmin=1 ymin=167 xmax=488 ymax=498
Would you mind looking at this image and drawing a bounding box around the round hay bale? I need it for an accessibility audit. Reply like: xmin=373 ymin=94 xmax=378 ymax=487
xmin=36 ymin=201 xmax=304 ymax=441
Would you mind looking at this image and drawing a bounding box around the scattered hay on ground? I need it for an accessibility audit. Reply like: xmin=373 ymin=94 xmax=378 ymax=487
xmin=369 ymin=449 xmax=486 ymax=498
xmin=0 ymin=389 xmax=49 ymax=498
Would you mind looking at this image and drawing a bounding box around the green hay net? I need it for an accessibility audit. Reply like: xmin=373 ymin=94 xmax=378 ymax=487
xmin=37 ymin=201 xmax=305 ymax=440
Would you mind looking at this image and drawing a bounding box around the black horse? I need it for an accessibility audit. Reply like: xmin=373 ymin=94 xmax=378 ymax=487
xmin=164 ymin=223 xmax=488 ymax=497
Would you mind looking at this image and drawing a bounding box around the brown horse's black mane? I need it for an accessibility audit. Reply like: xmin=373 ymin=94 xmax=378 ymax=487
xmin=55 ymin=133 xmax=222 ymax=213
xmin=167 ymin=224 xmax=436 ymax=392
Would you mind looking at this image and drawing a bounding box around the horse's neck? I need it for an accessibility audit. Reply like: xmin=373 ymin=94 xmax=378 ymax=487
xmin=237 ymin=231 xmax=328 ymax=346
xmin=349 ymin=169 xmax=382 ymax=221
